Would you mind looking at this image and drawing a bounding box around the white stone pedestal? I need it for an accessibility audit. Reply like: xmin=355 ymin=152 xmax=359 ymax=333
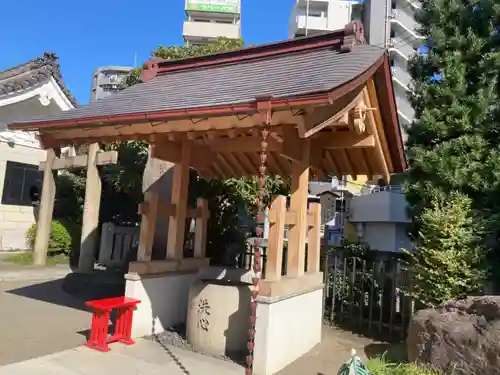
xmin=125 ymin=271 xmax=198 ymax=337
xmin=253 ymin=285 xmax=324 ymax=375
xmin=186 ymin=280 xmax=251 ymax=357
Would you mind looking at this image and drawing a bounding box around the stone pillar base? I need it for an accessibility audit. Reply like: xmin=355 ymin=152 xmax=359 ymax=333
xmin=254 ymin=274 xmax=324 ymax=375
xmin=125 ymin=271 xmax=198 ymax=337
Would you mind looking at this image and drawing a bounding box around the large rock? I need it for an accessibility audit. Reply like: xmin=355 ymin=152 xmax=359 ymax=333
xmin=407 ymin=296 xmax=500 ymax=375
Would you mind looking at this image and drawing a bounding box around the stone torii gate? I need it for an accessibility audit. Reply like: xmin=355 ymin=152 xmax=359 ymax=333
xmin=8 ymin=23 xmax=406 ymax=375
xmin=35 ymin=142 xmax=117 ymax=271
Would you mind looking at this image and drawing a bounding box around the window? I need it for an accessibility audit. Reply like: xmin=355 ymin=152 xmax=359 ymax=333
xmin=1 ymin=161 xmax=43 ymax=206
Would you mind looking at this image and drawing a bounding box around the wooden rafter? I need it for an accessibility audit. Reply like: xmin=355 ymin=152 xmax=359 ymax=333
xmin=298 ymin=90 xmax=365 ymax=138
xmin=363 ymin=83 xmax=391 ymax=183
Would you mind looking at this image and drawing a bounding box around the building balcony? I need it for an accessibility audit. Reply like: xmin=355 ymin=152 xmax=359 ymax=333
xmin=183 ymin=20 xmax=240 ymax=41
xmin=394 ymin=85 xmax=414 ymax=122
xmin=390 ymin=2 xmax=419 ymax=36
xmin=391 ymin=64 xmax=412 ymax=90
xmin=349 ymin=186 xmax=411 ymax=224
xmin=290 ymin=14 xmax=329 ymax=37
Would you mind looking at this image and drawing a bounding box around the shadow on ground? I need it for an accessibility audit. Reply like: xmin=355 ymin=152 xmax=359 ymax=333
xmin=5 ymin=269 xmax=126 ymax=311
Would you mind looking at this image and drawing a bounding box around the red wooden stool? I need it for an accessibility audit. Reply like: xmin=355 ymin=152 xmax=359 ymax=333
xmin=84 ymin=296 xmax=141 ymax=352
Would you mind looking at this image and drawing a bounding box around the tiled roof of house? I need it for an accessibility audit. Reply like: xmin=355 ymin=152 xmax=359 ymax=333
xmin=0 ymin=52 xmax=77 ymax=106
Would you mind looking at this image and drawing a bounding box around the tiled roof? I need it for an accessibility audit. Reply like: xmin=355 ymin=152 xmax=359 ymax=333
xmin=8 ymin=22 xmax=385 ymax=127
xmin=0 ymin=52 xmax=77 ymax=106
xmin=9 ymin=43 xmax=384 ymax=125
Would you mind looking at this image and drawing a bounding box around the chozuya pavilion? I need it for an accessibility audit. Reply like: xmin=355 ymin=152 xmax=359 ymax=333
xmin=8 ymin=22 xmax=406 ymax=375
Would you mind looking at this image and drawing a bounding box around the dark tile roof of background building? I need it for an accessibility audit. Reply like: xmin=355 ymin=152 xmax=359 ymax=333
xmin=0 ymin=52 xmax=78 ymax=106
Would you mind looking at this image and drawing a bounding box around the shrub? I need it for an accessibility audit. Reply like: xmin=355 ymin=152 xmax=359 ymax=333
xmin=26 ymin=220 xmax=80 ymax=254
xmin=403 ymin=192 xmax=488 ymax=307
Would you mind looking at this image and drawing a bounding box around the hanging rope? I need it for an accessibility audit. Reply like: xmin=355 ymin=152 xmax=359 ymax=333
xmin=245 ymin=125 xmax=269 ymax=375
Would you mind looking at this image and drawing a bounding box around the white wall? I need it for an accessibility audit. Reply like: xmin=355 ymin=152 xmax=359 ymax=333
xmin=0 ymin=141 xmax=46 ymax=250
xmin=254 ymin=287 xmax=323 ymax=375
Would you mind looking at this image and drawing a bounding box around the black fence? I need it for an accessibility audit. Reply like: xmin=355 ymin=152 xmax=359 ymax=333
xmin=323 ymin=250 xmax=416 ymax=341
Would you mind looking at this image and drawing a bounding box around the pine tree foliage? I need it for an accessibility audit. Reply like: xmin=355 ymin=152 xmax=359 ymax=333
xmin=405 ymin=0 xmax=500 ymax=254
xmin=406 ymin=193 xmax=487 ymax=307
xmin=406 ymin=0 xmax=500 ymax=211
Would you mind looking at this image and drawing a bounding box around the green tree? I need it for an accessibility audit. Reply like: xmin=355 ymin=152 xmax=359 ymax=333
xmin=404 ymin=1 xmax=500 ymax=277
xmin=405 ymin=193 xmax=487 ymax=307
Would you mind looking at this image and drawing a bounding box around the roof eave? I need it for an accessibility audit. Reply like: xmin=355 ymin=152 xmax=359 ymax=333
xmin=7 ymin=91 xmax=334 ymax=131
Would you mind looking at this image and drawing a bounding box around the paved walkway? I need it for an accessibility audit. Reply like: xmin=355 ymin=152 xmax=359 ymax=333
xmin=0 ymin=340 xmax=245 ymax=375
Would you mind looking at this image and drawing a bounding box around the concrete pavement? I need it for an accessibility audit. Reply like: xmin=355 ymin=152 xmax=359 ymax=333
xmin=0 ymin=339 xmax=245 ymax=375
xmin=0 ymin=279 xmax=91 ymax=366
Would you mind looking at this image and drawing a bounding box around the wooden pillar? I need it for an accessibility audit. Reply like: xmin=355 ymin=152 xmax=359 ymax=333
xmin=194 ymin=198 xmax=209 ymax=258
xmin=266 ymin=195 xmax=286 ymax=281
xmin=79 ymin=143 xmax=102 ymax=272
xmin=33 ymin=149 xmax=57 ymax=266
xmin=287 ymin=139 xmax=311 ymax=277
xmin=307 ymin=202 xmax=321 ymax=273
xmin=137 ymin=191 xmax=160 ymax=261
xmin=166 ymin=137 xmax=192 ymax=261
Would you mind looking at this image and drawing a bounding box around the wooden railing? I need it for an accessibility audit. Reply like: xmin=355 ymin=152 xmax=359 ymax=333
xmin=264 ymin=195 xmax=321 ymax=280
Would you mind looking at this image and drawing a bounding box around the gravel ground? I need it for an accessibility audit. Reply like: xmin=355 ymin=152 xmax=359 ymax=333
xmin=147 ymin=324 xmax=385 ymax=375
xmin=147 ymin=324 xmax=246 ymax=365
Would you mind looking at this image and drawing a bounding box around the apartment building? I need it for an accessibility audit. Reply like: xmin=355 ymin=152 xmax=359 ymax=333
xmin=289 ymin=0 xmax=422 ymax=134
xmin=289 ymin=0 xmax=363 ymax=38
xmin=90 ymin=66 xmax=133 ymax=102
xmin=363 ymin=0 xmax=422 ymax=132
xmin=183 ymin=0 xmax=241 ymax=47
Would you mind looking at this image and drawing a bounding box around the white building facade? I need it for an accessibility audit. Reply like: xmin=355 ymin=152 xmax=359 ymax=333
xmin=0 ymin=53 xmax=76 ymax=250
xmin=183 ymin=0 xmax=241 ymax=47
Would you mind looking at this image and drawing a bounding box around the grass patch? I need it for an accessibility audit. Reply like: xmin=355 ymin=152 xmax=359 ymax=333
xmin=4 ymin=251 xmax=69 ymax=266
xmin=367 ymin=354 xmax=441 ymax=375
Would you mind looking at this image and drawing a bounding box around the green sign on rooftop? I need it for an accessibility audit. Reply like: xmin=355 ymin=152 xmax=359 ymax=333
xmin=186 ymin=0 xmax=240 ymax=14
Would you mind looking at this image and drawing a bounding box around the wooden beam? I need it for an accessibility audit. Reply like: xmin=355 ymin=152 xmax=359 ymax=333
xmin=153 ymin=139 xmax=214 ymax=169
xmin=166 ymin=137 xmax=192 ymax=261
xmin=314 ymin=133 xmax=375 ymax=149
xmin=79 ymin=143 xmax=103 ymax=272
xmin=324 ymin=151 xmax=341 ymax=179
xmin=139 ymin=201 xmax=210 ymax=219
xmin=307 ymin=203 xmax=321 ymax=273
xmin=39 ymin=151 xmax=118 ymax=171
xmin=299 ymin=91 xmax=364 ymax=138
xmin=209 ymin=136 xmax=281 ymax=154
xmin=280 ymin=126 xmax=304 ymax=162
xmin=363 ymin=84 xmax=391 ymax=183
xmin=287 ymin=139 xmax=310 ymax=277
xmin=238 ymin=152 xmax=257 ymax=175
xmin=33 ymin=149 xmax=57 ymax=265
xmin=194 ymin=198 xmax=209 ymax=258
xmin=137 ymin=190 xmax=160 ymax=262
xmin=366 ymin=79 xmax=394 ymax=173
xmin=266 ymin=195 xmax=286 ymax=281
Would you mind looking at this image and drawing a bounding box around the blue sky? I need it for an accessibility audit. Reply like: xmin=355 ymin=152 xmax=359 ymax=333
xmin=1 ymin=0 xmax=295 ymax=104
